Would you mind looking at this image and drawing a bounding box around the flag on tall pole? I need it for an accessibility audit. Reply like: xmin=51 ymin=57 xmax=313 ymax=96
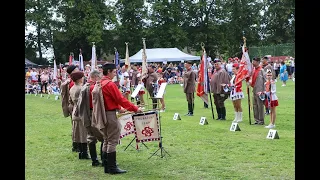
xmin=114 ymin=47 xmax=119 ymax=67
xmin=142 ymin=38 xmax=147 ymax=75
xmin=69 ymin=52 xmax=73 ymax=65
xmin=91 ymin=42 xmax=96 ymax=71
xmin=53 ymin=57 xmax=57 ymax=81
xmin=196 ymin=45 xmax=209 ymax=104
xmin=196 ymin=43 xmax=215 ymax=119
xmin=234 ymin=36 xmax=252 ymax=85
xmin=79 ymin=49 xmax=84 ymax=71
xmin=125 ymin=42 xmax=130 ymax=70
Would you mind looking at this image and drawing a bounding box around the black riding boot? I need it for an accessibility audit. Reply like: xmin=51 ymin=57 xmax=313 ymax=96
xmin=105 ymin=152 xmax=126 ymax=174
xmin=100 ymin=143 xmax=105 ymax=166
xmin=89 ymin=142 xmax=100 ymax=166
xmin=216 ymin=107 xmax=221 ymax=120
xmin=72 ymin=142 xmax=79 ymax=152
xmin=220 ymin=107 xmax=226 ymax=120
xmin=79 ymin=143 xmax=90 ymax=159
xmin=185 ymin=103 xmax=191 ymax=115
xmin=188 ymin=103 xmax=194 ymax=116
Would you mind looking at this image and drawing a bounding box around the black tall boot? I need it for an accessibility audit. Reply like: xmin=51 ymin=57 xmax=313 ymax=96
xmin=105 ymin=152 xmax=126 ymax=174
xmin=215 ymin=107 xmax=221 ymax=120
xmin=79 ymin=143 xmax=90 ymax=160
xmin=185 ymin=103 xmax=191 ymax=115
xmin=220 ymin=107 xmax=226 ymax=120
xmin=89 ymin=142 xmax=100 ymax=166
xmin=72 ymin=142 xmax=79 ymax=152
xmin=100 ymin=143 xmax=105 ymax=167
xmin=152 ymin=99 xmax=157 ymax=109
xmin=188 ymin=103 xmax=194 ymax=116
xmin=103 ymin=152 xmax=108 ymax=173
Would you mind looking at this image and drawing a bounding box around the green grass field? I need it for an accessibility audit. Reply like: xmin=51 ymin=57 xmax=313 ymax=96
xmin=25 ymin=80 xmax=295 ymax=180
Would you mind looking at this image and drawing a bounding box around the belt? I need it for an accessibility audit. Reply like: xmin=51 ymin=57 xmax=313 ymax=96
xmin=106 ymin=109 xmax=118 ymax=112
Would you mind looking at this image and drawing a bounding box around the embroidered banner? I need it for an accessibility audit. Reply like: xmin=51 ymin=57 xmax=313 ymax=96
xmin=132 ymin=111 xmax=160 ymax=143
xmin=118 ymin=113 xmax=135 ymax=139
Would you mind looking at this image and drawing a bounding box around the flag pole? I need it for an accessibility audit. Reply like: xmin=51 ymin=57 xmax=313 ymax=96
xmin=242 ymin=33 xmax=252 ymax=125
xmin=201 ymin=43 xmax=215 ymax=120
xmin=114 ymin=47 xmax=120 ymax=88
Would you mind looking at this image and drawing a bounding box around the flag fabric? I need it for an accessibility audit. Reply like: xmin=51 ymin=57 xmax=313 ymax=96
xmin=68 ymin=53 xmax=73 ymax=65
xmin=115 ymin=50 xmax=119 ymax=67
xmin=196 ymin=50 xmax=209 ymax=104
xmin=79 ymin=49 xmax=84 ymax=71
xmin=91 ymin=44 xmax=96 ymax=71
xmin=53 ymin=58 xmax=57 ymax=81
xmin=234 ymin=45 xmax=253 ymax=85
xmin=125 ymin=42 xmax=130 ymax=70
xmin=142 ymin=48 xmax=147 ymax=75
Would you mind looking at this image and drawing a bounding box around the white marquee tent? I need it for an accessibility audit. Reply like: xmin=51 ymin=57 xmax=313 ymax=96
xmin=123 ymin=48 xmax=200 ymax=63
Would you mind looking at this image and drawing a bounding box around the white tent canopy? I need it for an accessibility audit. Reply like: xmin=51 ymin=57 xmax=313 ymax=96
xmin=124 ymin=48 xmax=200 ymax=63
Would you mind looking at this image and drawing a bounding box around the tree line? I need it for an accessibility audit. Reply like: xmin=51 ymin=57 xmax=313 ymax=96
xmin=25 ymin=0 xmax=295 ymax=65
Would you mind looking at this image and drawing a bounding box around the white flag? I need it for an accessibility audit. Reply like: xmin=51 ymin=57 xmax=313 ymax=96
xmin=79 ymin=50 xmax=84 ymax=71
xmin=91 ymin=44 xmax=96 ymax=71
xmin=125 ymin=42 xmax=130 ymax=70
xmin=53 ymin=59 xmax=57 ymax=81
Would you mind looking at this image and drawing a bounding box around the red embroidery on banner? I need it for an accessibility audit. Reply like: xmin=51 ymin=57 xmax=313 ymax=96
xmin=141 ymin=126 xmax=154 ymax=137
xmin=124 ymin=122 xmax=133 ymax=131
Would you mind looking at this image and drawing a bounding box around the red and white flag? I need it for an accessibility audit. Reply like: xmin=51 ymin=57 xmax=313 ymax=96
xmin=68 ymin=53 xmax=73 ymax=65
xmin=196 ymin=49 xmax=209 ymax=104
xmin=234 ymin=45 xmax=252 ymax=85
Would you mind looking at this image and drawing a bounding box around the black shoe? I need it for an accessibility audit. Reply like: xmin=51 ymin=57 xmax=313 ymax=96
xmin=92 ymin=160 xmax=101 ymax=167
xmin=254 ymin=122 xmax=264 ymax=125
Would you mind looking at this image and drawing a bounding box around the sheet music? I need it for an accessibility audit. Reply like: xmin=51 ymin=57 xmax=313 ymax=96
xmin=131 ymin=84 xmax=143 ymax=98
xmin=155 ymin=83 xmax=167 ymax=99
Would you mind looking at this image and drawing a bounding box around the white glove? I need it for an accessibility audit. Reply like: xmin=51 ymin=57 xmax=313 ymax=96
xmin=220 ymin=94 xmax=225 ymax=97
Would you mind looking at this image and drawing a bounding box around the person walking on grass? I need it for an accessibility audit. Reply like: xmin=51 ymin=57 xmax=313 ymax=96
xmin=280 ymin=61 xmax=288 ymax=86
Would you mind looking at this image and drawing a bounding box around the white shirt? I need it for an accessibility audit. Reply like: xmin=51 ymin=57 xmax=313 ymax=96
xmin=30 ymin=71 xmax=38 ymax=81
xmin=226 ymin=63 xmax=233 ymax=72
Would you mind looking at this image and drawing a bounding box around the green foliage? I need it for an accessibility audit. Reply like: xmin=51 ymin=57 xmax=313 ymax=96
xmin=249 ymin=43 xmax=294 ymax=57
xmin=26 ymin=80 xmax=295 ymax=179
xmin=25 ymin=0 xmax=295 ymax=64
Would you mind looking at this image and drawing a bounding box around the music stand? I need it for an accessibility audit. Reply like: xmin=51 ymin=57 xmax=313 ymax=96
xmin=124 ymin=85 xmax=149 ymax=151
xmin=148 ymin=83 xmax=170 ymax=159
xmin=123 ymin=136 xmax=149 ymax=151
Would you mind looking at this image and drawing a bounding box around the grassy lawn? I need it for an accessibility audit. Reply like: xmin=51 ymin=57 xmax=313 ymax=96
xmin=25 ymin=79 xmax=295 ymax=180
